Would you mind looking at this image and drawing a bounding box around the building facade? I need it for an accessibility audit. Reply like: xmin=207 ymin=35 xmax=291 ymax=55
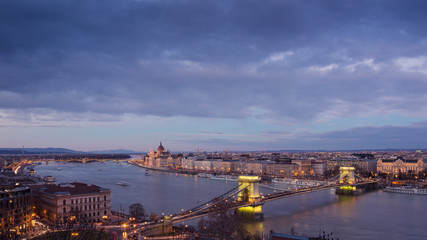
xmin=145 ymin=142 xmax=172 ymax=168
xmin=32 ymin=182 xmax=111 ymax=223
xmin=0 ymin=184 xmax=33 ymax=236
xmin=377 ymin=157 xmax=425 ymax=175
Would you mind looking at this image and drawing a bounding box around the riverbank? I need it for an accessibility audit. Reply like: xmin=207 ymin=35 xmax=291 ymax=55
xmin=128 ymin=160 xmax=199 ymax=175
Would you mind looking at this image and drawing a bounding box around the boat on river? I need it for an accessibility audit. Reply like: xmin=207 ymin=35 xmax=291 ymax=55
xmin=116 ymin=181 xmax=129 ymax=186
xmin=384 ymin=185 xmax=427 ymax=195
xmin=197 ymin=173 xmax=213 ymax=178
xmin=43 ymin=176 xmax=57 ymax=182
xmin=210 ymin=175 xmax=238 ymax=182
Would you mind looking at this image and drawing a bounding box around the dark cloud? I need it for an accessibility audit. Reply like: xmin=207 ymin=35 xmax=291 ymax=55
xmin=186 ymin=121 xmax=427 ymax=150
xmin=1 ymin=0 xmax=427 ymax=122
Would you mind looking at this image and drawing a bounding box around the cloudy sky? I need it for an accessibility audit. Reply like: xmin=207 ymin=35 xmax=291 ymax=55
xmin=1 ymin=0 xmax=427 ymax=152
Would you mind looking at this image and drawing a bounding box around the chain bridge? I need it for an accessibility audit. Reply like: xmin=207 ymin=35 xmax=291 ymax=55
xmin=129 ymin=167 xmax=378 ymax=236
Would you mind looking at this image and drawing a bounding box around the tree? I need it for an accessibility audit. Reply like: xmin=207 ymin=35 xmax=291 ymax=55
xmin=196 ymin=200 xmax=257 ymax=239
xmin=197 ymin=217 xmax=208 ymax=233
xmin=129 ymin=203 xmax=146 ymax=221
xmin=149 ymin=212 xmax=159 ymax=221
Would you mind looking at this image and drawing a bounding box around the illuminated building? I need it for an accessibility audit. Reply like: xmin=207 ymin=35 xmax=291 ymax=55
xmin=145 ymin=142 xmax=172 ymax=168
xmin=194 ymin=160 xmax=213 ymax=171
xmin=0 ymin=183 xmax=33 ymax=236
xmin=264 ymin=163 xmax=297 ymax=177
xmin=377 ymin=157 xmax=426 ymax=174
xmin=182 ymin=153 xmax=195 ymax=170
xmin=31 ymin=182 xmax=110 ymax=223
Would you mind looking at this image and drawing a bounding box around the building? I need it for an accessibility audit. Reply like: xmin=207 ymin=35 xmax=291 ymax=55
xmin=145 ymin=142 xmax=172 ymax=168
xmin=291 ymin=159 xmax=312 ymax=176
xmin=264 ymin=162 xmax=297 ymax=177
xmin=328 ymin=158 xmax=377 ymax=173
xmin=182 ymin=154 xmax=195 ymax=170
xmin=0 ymin=184 xmax=33 ymax=236
xmin=31 ymin=182 xmax=111 ymax=223
xmin=194 ymin=160 xmax=213 ymax=171
xmin=311 ymin=161 xmax=328 ymax=176
xmin=377 ymin=157 xmax=425 ymax=175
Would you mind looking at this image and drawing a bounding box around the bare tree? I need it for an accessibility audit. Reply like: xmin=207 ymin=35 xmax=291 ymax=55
xmin=129 ymin=203 xmax=146 ymax=221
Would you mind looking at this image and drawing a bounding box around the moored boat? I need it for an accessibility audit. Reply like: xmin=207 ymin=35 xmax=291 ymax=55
xmin=384 ymin=185 xmax=427 ymax=195
xmin=210 ymin=175 xmax=238 ymax=181
xmin=43 ymin=176 xmax=57 ymax=182
xmin=197 ymin=173 xmax=213 ymax=178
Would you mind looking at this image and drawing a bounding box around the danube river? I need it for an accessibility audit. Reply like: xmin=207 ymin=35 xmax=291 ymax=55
xmin=34 ymin=161 xmax=427 ymax=240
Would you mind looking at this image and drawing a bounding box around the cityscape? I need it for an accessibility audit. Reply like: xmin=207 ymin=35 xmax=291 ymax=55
xmin=1 ymin=0 xmax=427 ymax=239
xmin=1 ymin=144 xmax=427 ymax=239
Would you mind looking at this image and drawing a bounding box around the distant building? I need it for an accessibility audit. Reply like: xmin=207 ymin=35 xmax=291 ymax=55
xmin=0 ymin=184 xmax=33 ymax=236
xmin=146 ymin=142 xmax=172 ymax=168
xmin=194 ymin=160 xmax=213 ymax=171
xmin=182 ymin=153 xmax=195 ymax=170
xmin=291 ymin=159 xmax=312 ymax=176
xmin=328 ymin=158 xmax=377 ymax=172
xmin=31 ymin=182 xmax=111 ymax=223
xmin=312 ymin=161 xmax=327 ymax=176
xmin=377 ymin=157 xmax=425 ymax=175
xmin=264 ymin=162 xmax=297 ymax=177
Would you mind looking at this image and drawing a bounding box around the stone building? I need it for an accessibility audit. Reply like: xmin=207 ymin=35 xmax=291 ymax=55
xmin=377 ymin=157 xmax=425 ymax=175
xmin=0 ymin=184 xmax=33 ymax=236
xmin=145 ymin=142 xmax=172 ymax=168
xmin=182 ymin=153 xmax=195 ymax=170
xmin=31 ymin=182 xmax=111 ymax=223
xmin=193 ymin=160 xmax=213 ymax=171
xmin=264 ymin=163 xmax=297 ymax=177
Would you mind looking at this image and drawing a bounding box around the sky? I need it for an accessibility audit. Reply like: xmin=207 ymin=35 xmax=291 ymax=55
xmin=1 ymin=0 xmax=427 ymax=152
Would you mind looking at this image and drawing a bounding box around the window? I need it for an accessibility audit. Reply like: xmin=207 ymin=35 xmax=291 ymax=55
xmin=63 ymin=207 xmax=66 ymax=213
xmin=104 ymin=196 xmax=106 ymax=201
xmin=71 ymin=200 xmax=74 ymax=204
xmin=63 ymin=200 xmax=66 ymax=205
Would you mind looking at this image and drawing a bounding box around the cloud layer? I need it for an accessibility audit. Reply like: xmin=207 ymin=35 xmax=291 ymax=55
xmin=1 ymin=0 xmax=427 ymax=150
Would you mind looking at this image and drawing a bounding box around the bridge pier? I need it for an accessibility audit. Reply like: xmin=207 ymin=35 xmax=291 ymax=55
xmin=336 ymin=167 xmax=378 ymax=195
xmin=236 ymin=176 xmax=264 ymax=220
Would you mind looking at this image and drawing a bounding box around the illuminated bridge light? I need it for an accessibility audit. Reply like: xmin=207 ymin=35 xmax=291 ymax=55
xmin=238 ymin=176 xmax=261 ymax=182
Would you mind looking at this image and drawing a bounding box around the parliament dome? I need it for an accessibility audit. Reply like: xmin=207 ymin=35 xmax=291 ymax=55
xmin=157 ymin=142 xmax=165 ymax=153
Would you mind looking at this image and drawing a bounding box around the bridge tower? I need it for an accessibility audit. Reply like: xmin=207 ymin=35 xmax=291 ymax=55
xmin=338 ymin=166 xmax=356 ymax=184
xmin=236 ymin=176 xmax=263 ymax=219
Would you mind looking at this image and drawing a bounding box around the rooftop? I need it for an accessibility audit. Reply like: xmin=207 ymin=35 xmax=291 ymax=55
xmin=32 ymin=182 xmax=110 ymax=196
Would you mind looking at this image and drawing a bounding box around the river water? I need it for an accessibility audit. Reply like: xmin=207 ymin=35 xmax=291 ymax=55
xmin=34 ymin=161 xmax=427 ymax=240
